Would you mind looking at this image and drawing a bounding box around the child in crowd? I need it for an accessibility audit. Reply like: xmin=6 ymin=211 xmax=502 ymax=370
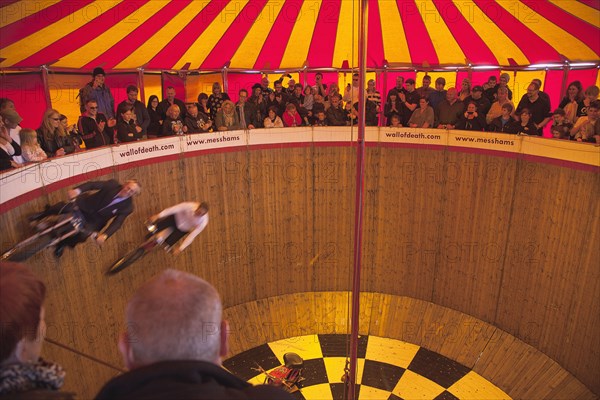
xmin=550 ymin=108 xmax=572 ymax=140
xmin=263 ymin=106 xmax=283 ymax=128
xmin=313 ymin=111 xmax=328 ymax=126
xmin=19 ymin=128 xmax=48 ymax=162
xmin=389 ymin=114 xmax=402 ymax=128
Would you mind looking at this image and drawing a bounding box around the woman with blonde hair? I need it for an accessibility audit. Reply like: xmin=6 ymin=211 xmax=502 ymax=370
xmin=36 ymin=109 xmax=76 ymax=157
xmin=215 ymin=100 xmax=240 ymax=131
xmin=19 ymin=128 xmax=47 ymax=162
xmin=458 ymin=78 xmax=472 ymax=102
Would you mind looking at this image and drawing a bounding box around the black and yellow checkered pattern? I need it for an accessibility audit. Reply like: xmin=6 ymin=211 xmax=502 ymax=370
xmin=224 ymin=334 xmax=511 ymax=400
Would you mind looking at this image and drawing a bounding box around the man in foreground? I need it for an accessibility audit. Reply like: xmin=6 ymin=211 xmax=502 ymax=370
xmin=95 ymin=269 xmax=294 ymax=399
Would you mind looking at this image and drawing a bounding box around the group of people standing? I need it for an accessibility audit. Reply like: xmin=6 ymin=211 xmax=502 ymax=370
xmin=3 ymin=68 xmax=599 ymax=172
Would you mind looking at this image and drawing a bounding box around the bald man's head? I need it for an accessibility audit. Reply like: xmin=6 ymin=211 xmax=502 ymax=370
xmin=120 ymin=269 xmax=225 ymax=369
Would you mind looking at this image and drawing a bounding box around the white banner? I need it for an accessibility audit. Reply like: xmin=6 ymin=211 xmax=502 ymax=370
xmin=112 ymin=137 xmax=181 ymax=166
xmin=182 ymin=131 xmax=247 ymax=153
xmin=448 ymin=130 xmax=521 ymax=154
xmin=380 ymin=127 xmax=448 ymax=146
xmin=248 ymin=127 xmax=312 ymax=146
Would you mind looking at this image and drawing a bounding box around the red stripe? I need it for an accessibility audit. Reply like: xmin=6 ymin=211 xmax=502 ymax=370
xmin=146 ymin=0 xmax=230 ymax=70
xmin=366 ymin=0 xmax=385 ymax=67
xmin=253 ymin=0 xmax=304 ymax=70
xmin=15 ymin=1 xmax=150 ymax=68
xmin=0 ymin=0 xmax=95 ymax=48
xmin=577 ymin=0 xmax=600 ymax=11
xmin=200 ymin=0 xmax=269 ymax=69
xmin=431 ymin=0 xmax=497 ymax=64
xmin=396 ymin=0 xmax=439 ymax=66
xmin=83 ymin=1 xmax=192 ymax=70
xmin=306 ymin=0 xmax=341 ymax=68
xmin=471 ymin=0 xmax=560 ymax=64
xmin=521 ymin=0 xmax=600 ymax=57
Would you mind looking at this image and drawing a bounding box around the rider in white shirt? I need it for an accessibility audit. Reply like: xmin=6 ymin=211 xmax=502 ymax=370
xmin=149 ymin=202 xmax=208 ymax=256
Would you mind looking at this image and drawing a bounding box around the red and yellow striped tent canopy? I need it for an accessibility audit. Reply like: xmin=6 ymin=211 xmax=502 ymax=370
xmin=1 ymin=0 xmax=599 ymax=70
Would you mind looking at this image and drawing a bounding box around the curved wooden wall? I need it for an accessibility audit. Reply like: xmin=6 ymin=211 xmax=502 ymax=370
xmin=1 ymin=136 xmax=598 ymax=398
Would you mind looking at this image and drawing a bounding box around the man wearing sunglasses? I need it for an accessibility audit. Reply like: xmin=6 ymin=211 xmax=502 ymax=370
xmin=78 ymin=99 xmax=114 ymax=149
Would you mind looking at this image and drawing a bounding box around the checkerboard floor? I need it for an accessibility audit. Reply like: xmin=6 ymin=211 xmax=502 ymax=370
xmin=223 ymin=334 xmax=511 ymax=400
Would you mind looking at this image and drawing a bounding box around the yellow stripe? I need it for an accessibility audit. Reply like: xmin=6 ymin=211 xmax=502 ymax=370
xmin=174 ymin=0 xmax=250 ymax=69
xmin=452 ymin=0 xmax=529 ymax=65
xmin=332 ymin=0 xmax=359 ymax=68
xmin=496 ymin=1 xmax=597 ymax=60
xmin=54 ymin=1 xmax=170 ymax=68
xmin=280 ymin=0 xmax=322 ymax=68
xmin=378 ymin=0 xmax=410 ymax=64
xmin=0 ymin=0 xmax=61 ymax=29
xmin=116 ymin=1 xmax=209 ymax=69
xmin=230 ymin=1 xmax=286 ymax=69
xmin=0 ymin=1 xmax=123 ymax=67
xmin=419 ymin=0 xmax=466 ymax=65
xmin=548 ymin=0 xmax=600 ymax=27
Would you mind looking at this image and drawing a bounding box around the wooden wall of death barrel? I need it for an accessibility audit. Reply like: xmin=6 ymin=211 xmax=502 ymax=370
xmin=1 ymin=143 xmax=598 ymax=397
xmin=222 ymin=292 xmax=595 ymax=400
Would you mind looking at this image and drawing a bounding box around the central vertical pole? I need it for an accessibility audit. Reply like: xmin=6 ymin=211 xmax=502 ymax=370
xmin=347 ymin=0 xmax=368 ymax=399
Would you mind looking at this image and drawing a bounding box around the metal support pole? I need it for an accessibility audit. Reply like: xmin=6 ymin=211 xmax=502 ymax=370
xmin=347 ymin=0 xmax=368 ymax=399
xmin=40 ymin=65 xmax=52 ymax=109
xmin=137 ymin=68 xmax=146 ymax=105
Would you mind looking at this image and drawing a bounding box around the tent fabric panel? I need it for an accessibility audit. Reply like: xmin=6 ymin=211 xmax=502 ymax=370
xmin=472 ymin=0 xmax=550 ymax=65
xmin=142 ymin=73 xmax=163 ymax=103
xmin=397 ymin=0 xmax=439 ymax=66
xmin=0 ymin=0 xmax=61 ymax=29
xmin=229 ymin=0 xmax=286 ymax=69
xmin=114 ymin=1 xmax=208 ymax=70
xmin=174 ymin=0 xmax=251 ymax=70
xmin=226 ymin=73 xmax=263 ymax=103
xmin=154 ymin=1 xmax=236 ymax=70
xmin=253 ymin=0 xmax=303 ymax=70
xmin=567 ymin=69 xmax=600 ymax=95
xmin=575 ymin=0 xmax=600 ymax=11
xmin=0 ymin=0 xmax=93 ymax=47
xmin=1 ymin=0 xmax=122 ymax=68
xmin=280 ymin=0 xmax=323 ymax=68
xmin=378 ymin=0 xmax=411 ymax=65
xmin=200 ymin=0 xmax=269 ymax=69
xmin=419 ymin=0 xmax=467 ymax=66
xmin=365 ymin=0 xmax=384 ymax=68
xmin=552 ymin=0 xmax=600 ymax=26
xmin=431 ymin=0 xmax=498 ymax=65
xmin=495 ymin=1 xmax=597 ymax=62
xmin=83 ymin=1 xmax=182 ymax=70
xmin=523 ymin=0 xmax=600 ymax=57
xmin=0 ymin=72 xmax=48 ymax=129
xmin=48 ymin=73 xmax=94 ymax=128
xmin=29 ymin=0 xmax=152 ymax=69
xmin=307 ymin=0 xmax=342 ymax=68
xmin=461 ymin=0 xmax=530 ymax=66
xmin=332 ymin=0 xmax=359 ymax=68
xmin=186 ymin=73 xmax=222 ymax=103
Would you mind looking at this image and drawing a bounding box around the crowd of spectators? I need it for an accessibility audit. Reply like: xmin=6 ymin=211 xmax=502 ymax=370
xmin=1 ymin=67 xmax=599 ymax=172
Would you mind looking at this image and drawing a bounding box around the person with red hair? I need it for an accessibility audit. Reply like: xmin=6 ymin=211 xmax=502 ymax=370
xmin=0 ymin=262 xmax=73 ymax=398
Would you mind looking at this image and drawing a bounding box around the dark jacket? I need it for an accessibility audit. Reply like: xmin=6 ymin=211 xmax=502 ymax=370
xmin=78 ymin=113 xmax=113 ymax=149
xmin=36 ymin=128 xmax=77 ymax=157
xmin=95 ymin=360 xmax=294 ymax=400
xmin=488 ymin=116 xmax=518 ymax=134
xmin=75 ymin=180 xmax=134 ymax=238
xmin=0 ymin=139 xmax=21 ymax=171
xmin=116 ymin=120 xmax=143 ymax=143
